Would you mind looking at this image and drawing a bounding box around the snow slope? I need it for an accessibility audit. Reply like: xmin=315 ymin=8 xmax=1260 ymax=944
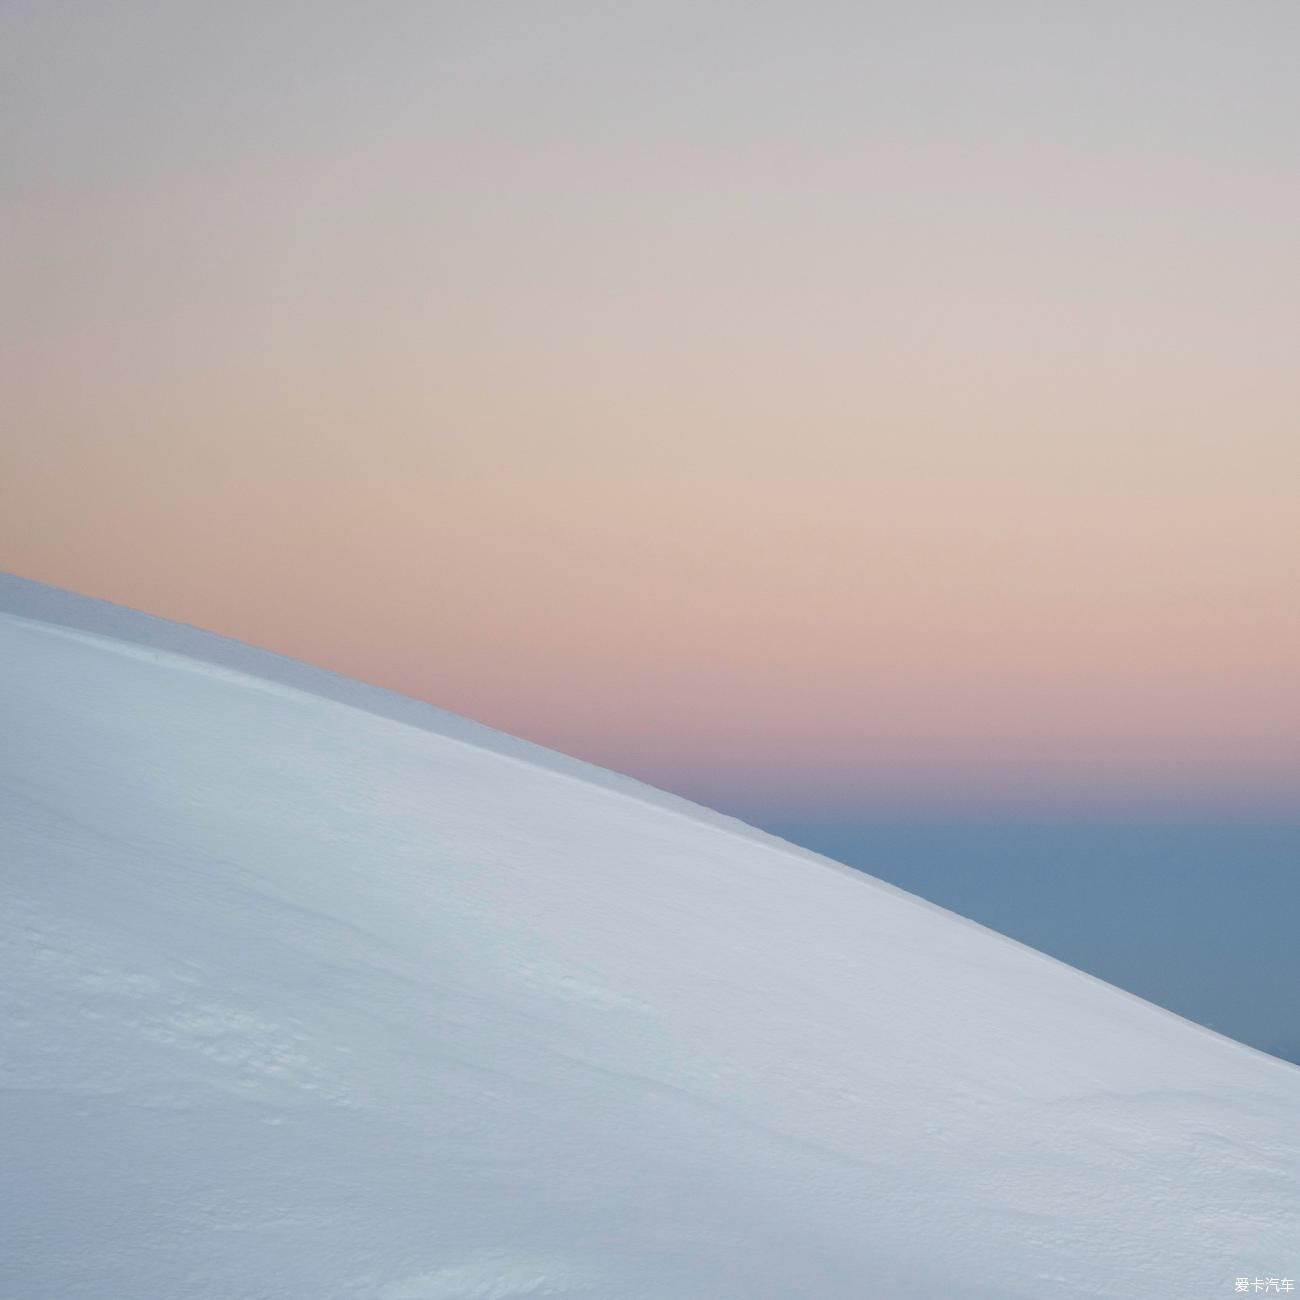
xmin=2 ymin=572 xmax=1297 ymax=1299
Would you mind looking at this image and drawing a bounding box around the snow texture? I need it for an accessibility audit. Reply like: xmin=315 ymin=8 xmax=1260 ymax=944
xmin=1 ymin=571 xmax=1297 ymax=1298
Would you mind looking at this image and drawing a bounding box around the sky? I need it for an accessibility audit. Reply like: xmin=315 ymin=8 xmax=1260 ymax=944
xmin=2 ymin=3 xmax=1298 ymax=1057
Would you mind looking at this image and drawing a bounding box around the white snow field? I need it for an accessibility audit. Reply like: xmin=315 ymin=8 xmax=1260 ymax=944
xmin=1 ymin=572 xmax=1297 ymax=1300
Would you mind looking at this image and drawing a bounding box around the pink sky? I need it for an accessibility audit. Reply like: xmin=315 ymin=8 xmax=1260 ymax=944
xmin=4 ymin=4 xmax=1298 ymax=814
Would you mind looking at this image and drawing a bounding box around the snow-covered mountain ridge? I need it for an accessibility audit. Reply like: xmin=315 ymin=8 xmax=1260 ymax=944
xmin=2 ymin=572 xmax=1296 ymax=1299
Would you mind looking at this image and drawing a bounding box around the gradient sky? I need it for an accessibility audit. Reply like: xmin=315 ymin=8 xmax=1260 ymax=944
xmin=3 ymin=6 xmax=1298 ymax=1052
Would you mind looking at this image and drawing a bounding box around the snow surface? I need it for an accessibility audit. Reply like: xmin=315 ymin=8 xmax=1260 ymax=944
xmin=1 ymin=570 xmax=1297 ymax=1299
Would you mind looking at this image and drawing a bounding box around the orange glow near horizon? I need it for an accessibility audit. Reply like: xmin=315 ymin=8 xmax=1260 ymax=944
xmin=5 ymin=471 xmax=1297 ymax=813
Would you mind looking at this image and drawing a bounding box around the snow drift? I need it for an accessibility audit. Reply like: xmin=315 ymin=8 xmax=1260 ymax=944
xmin=2 ymin=571 xmax=1296 ymax=1299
